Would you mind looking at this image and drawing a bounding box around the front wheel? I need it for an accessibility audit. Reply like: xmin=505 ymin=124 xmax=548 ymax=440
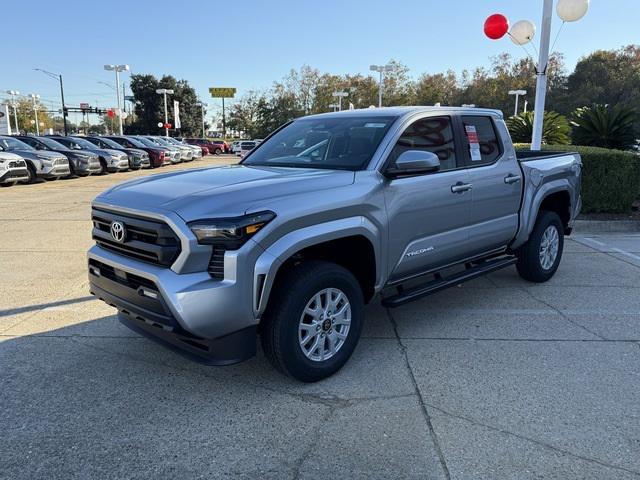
xmin=516 ymin=211 xmax=564 ymax=283
xmin=214 ymin=148 xmax=222 ymax=155
xmin=260 ymin=261 xmax=364 ymax=382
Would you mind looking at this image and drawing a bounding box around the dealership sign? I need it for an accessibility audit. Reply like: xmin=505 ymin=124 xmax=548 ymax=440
xmin=209 ymin=87 xmax=236 ymax=98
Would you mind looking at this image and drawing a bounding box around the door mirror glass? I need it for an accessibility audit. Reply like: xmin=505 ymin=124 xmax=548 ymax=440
xmin=387 ymin=150 xmax=441 ymax=177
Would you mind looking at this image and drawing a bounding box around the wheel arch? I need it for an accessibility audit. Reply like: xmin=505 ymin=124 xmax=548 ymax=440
xmin=253 ymin=217 xmax=382 ymax=318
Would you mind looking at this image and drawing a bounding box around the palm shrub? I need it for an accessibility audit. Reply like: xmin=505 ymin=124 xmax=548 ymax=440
xmin=571 ymin=104 xmax=637 ymax=150
xmin=507 ymin=111 xmax=571 ymax=145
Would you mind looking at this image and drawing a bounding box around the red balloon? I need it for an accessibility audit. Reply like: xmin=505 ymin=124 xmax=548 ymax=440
xmin=484 ymin=13 xmax=509 ymax=40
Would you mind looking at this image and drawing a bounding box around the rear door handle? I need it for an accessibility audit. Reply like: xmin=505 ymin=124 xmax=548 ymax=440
xmin=504 ymin=174 xmax=521 ymax=184
xmin=451 ymin=182 xmax=473 ymax=193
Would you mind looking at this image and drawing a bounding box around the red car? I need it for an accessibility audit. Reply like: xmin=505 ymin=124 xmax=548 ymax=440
xmin=185 ymin=138 xmax=228 ymax=155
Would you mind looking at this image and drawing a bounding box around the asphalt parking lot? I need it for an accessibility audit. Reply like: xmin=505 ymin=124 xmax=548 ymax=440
xmin=1 ymin=158 xmax=639 ymax=479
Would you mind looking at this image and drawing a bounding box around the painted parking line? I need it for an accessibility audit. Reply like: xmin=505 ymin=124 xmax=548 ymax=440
xmin=577 ymin=237 xmax=640 ymax=262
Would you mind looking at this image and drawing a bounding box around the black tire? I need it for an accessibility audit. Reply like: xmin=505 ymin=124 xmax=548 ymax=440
xmin=98 ymin=158 xmax=108 ymax=175
xmin=260 ymin=261 xmax=364 ymax=382
xmin=0 ymin=182 xmax=15 ymax=187
xmin=214 ymin=148 xmax=222 ymax=155
xmin=25 ymin=163 xmax=37 ymax=184
xmin=516 ymin=210 xmax=564 ymax=283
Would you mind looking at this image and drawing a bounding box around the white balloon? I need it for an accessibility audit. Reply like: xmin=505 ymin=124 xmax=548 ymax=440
xmin=556 ymin=0 xmax=590 ymax=22
xmin=509 ymin=20 xmax=536 ymax=45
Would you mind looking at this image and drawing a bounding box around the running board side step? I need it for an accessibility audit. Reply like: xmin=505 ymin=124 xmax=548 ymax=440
xmin=382 ymin=256 xmax=517 ymax=308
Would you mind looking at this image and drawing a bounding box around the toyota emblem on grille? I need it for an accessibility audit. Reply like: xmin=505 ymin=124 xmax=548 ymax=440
xmin=110 ymin=221 xmax=126 ymax=243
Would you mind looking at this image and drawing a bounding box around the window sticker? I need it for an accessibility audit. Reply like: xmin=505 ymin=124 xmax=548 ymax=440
xmin=465 ymin=125 xmax=482 ymax=161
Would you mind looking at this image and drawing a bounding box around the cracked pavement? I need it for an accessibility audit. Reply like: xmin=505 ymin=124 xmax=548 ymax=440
xmin=1 ymin=157 xmax=640 ymax=479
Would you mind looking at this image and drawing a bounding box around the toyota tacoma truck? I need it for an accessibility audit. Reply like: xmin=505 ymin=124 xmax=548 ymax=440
xmin=88 ymin=107 xmax=581 ymax=382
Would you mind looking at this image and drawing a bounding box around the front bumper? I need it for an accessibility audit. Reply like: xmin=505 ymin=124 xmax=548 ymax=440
xmin=40 ymin=164 xmax=71 ymax=178
xmin=76 ymin=159 xmax=102 ymax=175
xmin=87 ymin=244 xmax=257 ymax=364
xmin=0 ymin=167 xmax=29 ymax=184
xmin=108 ymin=157 xmax=130 ymax=171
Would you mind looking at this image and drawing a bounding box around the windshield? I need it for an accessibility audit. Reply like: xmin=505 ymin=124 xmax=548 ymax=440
xmin=116 ymin=137 xmax=145 ymax=148
xmin=0 ymin=137 xmax=34 ymax=151
xmin=37 ymin=137 xmax=69 ymax=150
xmin=242 ymin=115 xmax=396 ymax=170
xmin=88 ymin=137 xmax=121 ymax=149
xmin=56 ymin=137 xmax=96 ymax=149
xmin=135 ymin=137 xmax=161 ymax=147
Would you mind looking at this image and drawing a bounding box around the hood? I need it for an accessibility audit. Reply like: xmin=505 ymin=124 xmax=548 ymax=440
xmin=91 ymin=148 xmax=125 ymax=158
xmin=95 ymin=164 xmax=355 ymax=221
xmin=0 ymin=151 xmax=24 ymax=162
xmin=9 ymin=149 xmax=60 ymax=161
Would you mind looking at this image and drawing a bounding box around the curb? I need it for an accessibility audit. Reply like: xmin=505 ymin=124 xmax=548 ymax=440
xmin=573 ymin=219 xmax=640 ymax=234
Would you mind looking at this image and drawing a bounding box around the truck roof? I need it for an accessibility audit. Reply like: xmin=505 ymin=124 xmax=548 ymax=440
xmin=304 ymin=106 xmax=504 ymax=120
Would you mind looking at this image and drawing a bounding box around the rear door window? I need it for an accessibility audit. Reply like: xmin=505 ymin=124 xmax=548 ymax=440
xmin=460 ymin=116 xmax=502 ymax=166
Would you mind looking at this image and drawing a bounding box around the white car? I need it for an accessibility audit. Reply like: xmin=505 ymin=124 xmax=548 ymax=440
xmin=238 ymin=141 xmax=257 ymax=158
xmin=0 ymin=151 xmax=29 ymax=186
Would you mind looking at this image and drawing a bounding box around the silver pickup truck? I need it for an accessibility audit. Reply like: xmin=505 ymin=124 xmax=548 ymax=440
xmin=88 ymin=107 xmax=581 ymax=382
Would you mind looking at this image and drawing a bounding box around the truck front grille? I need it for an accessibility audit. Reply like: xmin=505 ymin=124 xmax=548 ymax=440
xmin=207 ymin=247 xmax=225 ymax=279
xmin=92 ymin=207 xmax=181 ymax=267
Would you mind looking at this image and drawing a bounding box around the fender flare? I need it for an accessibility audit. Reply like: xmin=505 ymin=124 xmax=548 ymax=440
xmin=252 ymin=217 xmax=382 ymax=316
xmin=512 ymin=180 xmax=572 ymax=250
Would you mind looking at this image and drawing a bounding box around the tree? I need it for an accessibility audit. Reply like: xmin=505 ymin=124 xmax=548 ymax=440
xmin=415 ymin=70 xmax=461 ymax=106
xmin=507 ymin=111 xmax=571 ymax=145
xmin=129 ymin=74 xmax=204 ymax=136
xmin=555 ymin=45 xmax=640 ymax=119
xmin=571 ymin=104 xmax=637 ymax=150
xmin=8 ymin=98 xmax=54 ymax=134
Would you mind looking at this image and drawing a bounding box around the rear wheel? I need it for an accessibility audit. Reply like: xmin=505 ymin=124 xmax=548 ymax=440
xmin=516 ymin=211 xmax=564 ymax=283
xmin=214 ymin=148 xmax=222 ymax=155
xmin=261 ymin=261 xmax=364 ymax=382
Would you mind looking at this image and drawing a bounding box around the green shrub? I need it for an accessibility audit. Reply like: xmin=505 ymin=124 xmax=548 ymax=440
xmin=514 ymin=144 xmax=640 ymax=213
xmin=507 ymin=111 xmax=571 ymax=145
xmin=571 ymin=104 xmax=637 ymax=151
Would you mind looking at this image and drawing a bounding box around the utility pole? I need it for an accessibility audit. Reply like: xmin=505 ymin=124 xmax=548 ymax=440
xmin=508 ymin=89 xmax=527 ymax=116
xmin=222 ymin=97 xmax=226 ymax=139
xmin=6 ymin=91 xmax=19 ymax=133
xmin=332 ymin=91 xmax=349 ymax=111
xmin=196 ymin=101 xmax=206 ymax=138
xmin=531 ymin=0 xmax=553 ymax=150
xmin=35 ymin=68 xmax=68 ymax=135
xmin=369 ymin=64 xmax=393 ymax=108
xmin=30 ymin=94 xmax=40 ymax=135
xmin=156 ymin=88 xmax=174 ymax=137
xmin=104 ymin=64 xmax=129 ymax=135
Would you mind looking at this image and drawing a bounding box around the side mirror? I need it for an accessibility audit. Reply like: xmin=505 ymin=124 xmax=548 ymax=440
xmin=386 ymin=150 xmax=441 ymax=177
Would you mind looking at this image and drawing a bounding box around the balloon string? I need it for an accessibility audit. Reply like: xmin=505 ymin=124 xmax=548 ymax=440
xmin=507 ymin=32 xmax=537 ymax=65
xmin=549 ymin=21 xmax=566 ymax=54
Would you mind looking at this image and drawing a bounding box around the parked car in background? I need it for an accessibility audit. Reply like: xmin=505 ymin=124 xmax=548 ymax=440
xmin=149 ymin=136 xmax=194 ymax=162
xmin=164 ymin=137 xmax=202 ymax=160
xmin=15 ymin=135 xmax=101 ymax=177
xmin=0 ymin=149 xmax=29 ymax=186
xmin=2 ymin=136 xmax=72 ymax=181
xmin=239 ymin=141 xmax=257 ymax=158
xmin=231 ymin=141 xmax=242 ymax=154
xmin=133 ymin=136 xmax=182 ymax=164
xmin=49 ymin=136 xmax=129 ymax=174
xmin=253 ymin=139 xmax=264 ymax=145
xmin=186 ymin=139 xmax=226 ymax=155
xmin=104 ymin=136 xmax=168 ymax=168
xmin=82 ymin=136 xmax=150 ymax=170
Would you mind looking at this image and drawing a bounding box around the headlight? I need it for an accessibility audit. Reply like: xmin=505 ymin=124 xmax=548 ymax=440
xmin=36 ymin=154 xmax=53 ymax=162
xmin=189 ymin=211 xmax=275 ymax=248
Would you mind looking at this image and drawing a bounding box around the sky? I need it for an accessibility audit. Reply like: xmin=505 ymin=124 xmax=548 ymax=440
xmin=2 ymin=0 xmax=637 ymax=124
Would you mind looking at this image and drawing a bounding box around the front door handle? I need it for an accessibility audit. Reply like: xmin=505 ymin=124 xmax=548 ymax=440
xmin=504 ymin=174 xmax=522 ymax=184
xmin=451 ymin=182 xmax=473 ymax=193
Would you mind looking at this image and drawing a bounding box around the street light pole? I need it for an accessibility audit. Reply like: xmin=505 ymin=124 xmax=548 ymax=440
xmin=35 ymin=68 xmax=68 ymax=135
xmin=531 ymin=0 xmax=553 ymax=150
xmin=6 ymin=91 xmax=19 ymax=133
xmin=30 ymin=94 xmax=40 ymax=135
xmin=196 ymin=101 xmax=206 ymax=137
xmin=156 ymin=88 xmax=174 ymax=137
xmin=508 ymin=89 xmax=527 ymax=116
xmin=369 ymin=64 xmax=393 ymax=108
xmin=332 ymin=91 xmax=349 ymax=111
xmin=104 ymin=64 xmax=129 ymax=135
